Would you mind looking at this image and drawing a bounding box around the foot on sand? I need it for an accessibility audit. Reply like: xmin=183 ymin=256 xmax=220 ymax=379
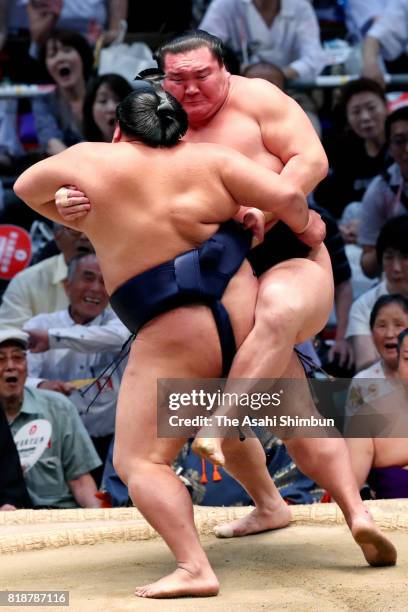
xmin=192 ymin=437 xmax=225 ymax=466
xmin=135 ymin=566 xmax=220 ymax=599
xmin=214 ymin=503 xmax=292 ymax=538
xmin=351 ymin=514 xmax=397 ymax=567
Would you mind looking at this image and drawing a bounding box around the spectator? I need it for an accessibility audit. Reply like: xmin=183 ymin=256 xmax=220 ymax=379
xmin=399 ymin=327 xmax=408 ymax=380
xmin=26 ymin=0 xmax=128 ymax=47
xmin=24 ymin=254 xmax=129 ymax=486
xmin=346 ymin=327 xmax=408 ymax=499
xmin=359 ymin=106 xmax=408 ymax=278
xmin=345 ymin=294 xmax=408 ymax=419
xmin=200 ymin=0 xmax=326 ymax=82
xmin=0 ymin=329 xmax=102 ymax=508
xmin=362 ymin=0 xmax=408 ymax=89
xmin=346 ymin=215 xmax=408 ymax=372
xmin=344 ymin=0 xmax=387 ymax=44
xmin=32 ymin=29 xmax=94 ymax=156
xmin=314 ymin=78 xmax=389 ymax=220
xmin=0 ymin=380 xmax=32 ymax=510
xmin=0 ymin=223 xmax=92 ymax=330
xmin=83 ymin=73 xmax=132 ymax=142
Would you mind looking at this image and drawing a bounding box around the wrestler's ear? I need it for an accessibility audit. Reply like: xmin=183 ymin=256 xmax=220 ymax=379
xmin=112 ymin=123 xmax=122 ymax=143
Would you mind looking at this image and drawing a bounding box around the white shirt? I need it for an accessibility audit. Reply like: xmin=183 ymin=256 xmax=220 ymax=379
xmin=344 ymin=359 xmax=398 ymax=424
xmin=25 ymin=308 xmax=130 ymax=438
xmin=345 ymin=0 xmax=387 ymax=42
xmin=200 ymin=0 xmax=326 ymax=80
xmin=368 ymin=0 xmax=408 ymax=61
xmin=0 ymin=253 xmax=68 ymax=330
xmin=346 ymin=280 xmax=388 ymax=338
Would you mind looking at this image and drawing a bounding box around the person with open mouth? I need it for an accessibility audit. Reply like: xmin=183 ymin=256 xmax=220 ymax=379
xmin=31 ymin=29 xmax=94 ymax=157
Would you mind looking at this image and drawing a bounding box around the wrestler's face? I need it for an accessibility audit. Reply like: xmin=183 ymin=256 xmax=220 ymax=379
xmin=0 ymin=342 xmax=27 ymax=403
xmin=398 ymin=334 xmax=408 ymax=380
xmin=389 ymin=120 xmax=408 ymax=180
xmin=372 ymin=303 xmax=408 ymax=370
xmin=93 ymin=83 xmax=120 ymax=142
xmin=163 ymin=46 xmax=230 ymax=126
xmin=64 ymin=255 xmax=109 ymax=324
xmin=45 ymin=38 xmax=84 ymax=88
xmin=382 ymin=248 xmax=408 ymax=295
xmin=346 ymin=92 xmax=387 ymax=142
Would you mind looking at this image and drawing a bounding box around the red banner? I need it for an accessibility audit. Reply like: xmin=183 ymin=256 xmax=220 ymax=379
xmin=0 ymin=225 xmax=32 ymax=280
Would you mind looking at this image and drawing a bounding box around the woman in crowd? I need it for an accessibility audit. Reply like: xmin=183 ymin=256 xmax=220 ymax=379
xmin=314 ymin=78 xmax=389 ymax=220
xmin=32 ymin=29 xmax=94 ymax=156
xmin=83 ymin=73 xmax=132 ymax=142
xmin=346 ymin=327 xmax=408 ymax=499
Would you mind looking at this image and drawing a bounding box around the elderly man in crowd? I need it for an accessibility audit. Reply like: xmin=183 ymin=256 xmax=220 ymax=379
xmin=24 ymin=253 xmax=128 ymax=485
xmin=0 ymin=328 xmax=102 ymax=509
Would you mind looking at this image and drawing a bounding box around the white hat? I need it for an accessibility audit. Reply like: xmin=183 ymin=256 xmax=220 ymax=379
xmin=0 ymin=329 xmax=28 ymax=348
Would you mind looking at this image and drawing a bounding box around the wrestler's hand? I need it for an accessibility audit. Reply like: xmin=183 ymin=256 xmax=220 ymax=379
xmin=26 ymin=329 xmax=49 ymax=353
xmin=55 ymin=185 xmax=91 ymax=221
xmin=295 ymin=210 xmax=326 ymax=248
xmin=243 ymin=208 xmax=265 ymax=246
xmin=38 ymin=380 xmax=75 ymax=395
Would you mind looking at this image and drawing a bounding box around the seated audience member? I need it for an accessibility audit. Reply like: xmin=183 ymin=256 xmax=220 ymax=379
xmin=346 ymin=294 xmax=408 ymax=419
xmin=199 ymin=0 xmax=326 ymax=133
xmin=344 ymin=0 xmax=387 ymax=44
xmin=0 ymin=329 xmax=102 ymax=508
xmin=0 ymin=224 xmax=92 ymax=330
xmin=31 ymin=29 xmax=93 ymax=156
xmin=24 ymin=254 xmax=129 ymax=486
xmin=346 ymin=216 xmax=408 ymax=372
xmin=399 ymin=327 xmax=408 ymax=381
xmin=314 ymin=78 xmax=389 ymax=220
xmin=0 ymin=0 xmax=48 ymax=83
xmin=199 ymin=0 xmax=326 ymax=82
xmin=346 ymin=327 xmax=408 ymax=499
xmin=359 ymin=106 xmax=408 ymax=278
xmin=26 ymin=0 xmax=128 ymax=47
xmin=362 ymin=0 xmax=408 ymax=89
xmin=83 ymin=74 xmax=132 ymax=143
xmin=0 ymin=348 xmax=32 ymax=510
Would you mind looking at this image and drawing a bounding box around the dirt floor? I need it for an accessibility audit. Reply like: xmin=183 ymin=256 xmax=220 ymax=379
xmin=0 ymin=523 xmax=407 ymax=612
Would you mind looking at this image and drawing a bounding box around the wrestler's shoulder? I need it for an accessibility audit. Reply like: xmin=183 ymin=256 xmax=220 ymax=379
xmin=229 ymin=75 xmax=287 ymax=110
xmin=230 ymin=74 xmax=284 ymax=98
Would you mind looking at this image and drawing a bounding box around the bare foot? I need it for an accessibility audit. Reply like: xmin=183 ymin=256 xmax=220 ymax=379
xmin=351 ymin=514 xmax=397 ymax=567
xmin=214 ymin=503 xmax=292 ymax=538
xmin=134 ymin=566 xmax=220 ymax=599
xmin=192 ymin=437 xmax=225 ymax=466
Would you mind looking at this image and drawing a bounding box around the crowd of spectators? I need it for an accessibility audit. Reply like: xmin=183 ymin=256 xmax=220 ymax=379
xmin=1 ymin=0 xmax=408 ymax=510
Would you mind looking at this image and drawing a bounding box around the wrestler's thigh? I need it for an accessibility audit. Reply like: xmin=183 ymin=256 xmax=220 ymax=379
xmin=257 ymin=243 xmax=334 ymax=342
xmin=114 ymin=305 xmax=223 ymax=466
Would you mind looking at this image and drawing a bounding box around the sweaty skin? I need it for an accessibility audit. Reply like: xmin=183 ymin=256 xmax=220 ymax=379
xmin=161 ymin=45 xmax=396 ymax=569
xmin=54 ymin=45 xmax=397 ymax=574
xmin=14 ymin=132 xmax=324 ymax=599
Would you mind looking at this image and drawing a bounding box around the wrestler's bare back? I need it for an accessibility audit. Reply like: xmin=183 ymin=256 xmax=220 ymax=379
xmin=64 ymin=141 xmax=255 ymax=294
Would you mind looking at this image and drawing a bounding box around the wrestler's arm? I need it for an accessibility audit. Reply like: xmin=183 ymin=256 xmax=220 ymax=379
xmin=251 ymin=79 xmax=328 ymax=195
xmin=219 ymin=147 xmax=310 ymax=234
xmin=14 ymin=143 xmax=93 ymax=228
